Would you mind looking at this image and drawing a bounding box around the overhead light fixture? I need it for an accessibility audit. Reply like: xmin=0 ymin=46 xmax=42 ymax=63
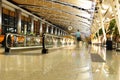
xmin=68 ymin=26 xmax=73 ymax=31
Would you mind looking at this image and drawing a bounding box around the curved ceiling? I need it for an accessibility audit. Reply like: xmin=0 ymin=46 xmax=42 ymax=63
xmin=5 ymin=0 xmax=118 ymax=38
xmin=7 ymin=0 xmax=97 ymax=37
xmin=92 ymin=0 xmax=115 ymax=35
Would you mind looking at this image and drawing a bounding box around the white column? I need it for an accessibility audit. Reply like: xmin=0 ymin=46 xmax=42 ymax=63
xmin=30 ymin=16 xmax=34 ymax=34
xmin=61 ymin=30 xmax=63 ymax=35
xmin=24 ymin=25 xmax=27 ymax=35
xmin=51 ymin=26 xmax=53 ymax=34
xmin=40 ymin=21 xmax=43 ymax=34
xmin=58 ymin=29 xmax=60 ymax=35
xmin=16 ymin=9 xmax=21 ymax=34
xmin=55 ymin=28 xmax=57 ymax=35
xmin=46 ymin=24 xmax=49 ymax=33
xmin=98 ymin=4 xmax=106 ymax=41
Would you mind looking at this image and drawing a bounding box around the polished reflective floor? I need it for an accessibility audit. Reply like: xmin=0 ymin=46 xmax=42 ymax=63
xmin=91 ymin=45 xmax=120 ymax=80
xmin=0 ymin=44 xmax=120 ymax=80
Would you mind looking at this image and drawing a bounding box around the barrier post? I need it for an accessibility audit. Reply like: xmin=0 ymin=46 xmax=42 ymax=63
xmin=42 ymin=33 xmax=48 ymax=54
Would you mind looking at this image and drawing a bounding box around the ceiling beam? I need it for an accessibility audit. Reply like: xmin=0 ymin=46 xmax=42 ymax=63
xmin=18 ymin=4 xmax=92 ymax=21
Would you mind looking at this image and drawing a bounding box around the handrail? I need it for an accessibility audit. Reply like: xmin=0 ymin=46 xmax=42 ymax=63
xmin=6 ymin=33 xmax=11 ymax=48
xmin=5 ymin=33 xmax=43 ymax=48
xmin=44 ymin=33 xmax=63 ymax=38
xmin=4 ymin=33 xmax=75 ymax=53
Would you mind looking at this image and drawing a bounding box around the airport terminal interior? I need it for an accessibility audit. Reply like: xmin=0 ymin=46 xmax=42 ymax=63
xmin=0 ymin=0 xmax=120 ymax=80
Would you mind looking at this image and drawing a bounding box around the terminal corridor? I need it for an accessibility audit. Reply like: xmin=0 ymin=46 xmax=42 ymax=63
xmin=0 ymin=0 xmax=120 ymax=80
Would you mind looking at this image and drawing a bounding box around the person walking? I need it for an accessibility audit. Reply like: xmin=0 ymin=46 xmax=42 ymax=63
xmin=75 ymin=29 xmax=82 ymax=48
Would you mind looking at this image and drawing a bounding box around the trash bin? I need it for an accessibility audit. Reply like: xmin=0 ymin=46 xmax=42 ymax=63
xmin=106 ymin=40 xmax=112 ymax=50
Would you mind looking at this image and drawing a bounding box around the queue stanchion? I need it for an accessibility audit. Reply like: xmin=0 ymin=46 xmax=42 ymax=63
xmin=42 ymin=33 xmax=48 ymax=54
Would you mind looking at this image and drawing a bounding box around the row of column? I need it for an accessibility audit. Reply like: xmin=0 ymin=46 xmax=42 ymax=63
xmin=15 ymin=9 xmax=67 ymax=36
xmin=0 ymin=0 xmax=68 ymax=36
xmin=45 ymin=24 xmax=67 ymax=35
xmin=98 ymin=3 xmax=106 ymax=41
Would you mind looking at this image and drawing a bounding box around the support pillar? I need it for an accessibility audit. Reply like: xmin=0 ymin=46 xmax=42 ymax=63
xmin=55 ymin=28 xmax=57 ymax=35
xmin=98 ymin=4 xmax=106 ymax=41
xmin=16 ymin=9 xmax=21 ymax=34
xmin=40 ymin=21 xmax=43 ymax=35
xmin=60 ymin=30 xmax=62 ymax=35
xmin=58 ymin=29 xmax=60 ymax=35
xmin=46 ymin=24 xmax=49 ymax=33
xmin=30 ymin=16 xmax=34 ymax=34
xmin=51 ymin=26 xmax=53 ymax=34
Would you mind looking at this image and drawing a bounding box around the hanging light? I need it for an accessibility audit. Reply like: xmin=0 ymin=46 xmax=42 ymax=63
xmin=68 ymin=26 xmax=73 ymax=31
xmin=68 ymin=22 xmax=73 ymax=31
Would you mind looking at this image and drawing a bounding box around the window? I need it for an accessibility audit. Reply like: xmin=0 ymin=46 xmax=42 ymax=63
xmin=2 ymin=8 xmax=17 ymax=34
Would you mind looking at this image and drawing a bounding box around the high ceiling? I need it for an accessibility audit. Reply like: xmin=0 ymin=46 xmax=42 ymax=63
xmin=91 ymin=0 xmax=117 ymax=37
xmin=7 ymin=0 xmax=116 ymax=37
xmin=7 ymin=0 xmax=95 ymax=36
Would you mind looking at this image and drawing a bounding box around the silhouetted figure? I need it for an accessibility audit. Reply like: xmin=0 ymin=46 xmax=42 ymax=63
xmin=41 ymin=33 xmax=48 ymax=54
xmin=75 ymin=29 xmax=82 ymax=47
xmin=7 ymin=34 xmax=12 ymax=47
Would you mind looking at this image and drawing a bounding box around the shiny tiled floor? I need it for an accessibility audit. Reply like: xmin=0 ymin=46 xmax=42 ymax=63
xmin=0 ymin=44 xmax=120 ymax=80
xmin=91 ymin=45 xmax=120 ymax=80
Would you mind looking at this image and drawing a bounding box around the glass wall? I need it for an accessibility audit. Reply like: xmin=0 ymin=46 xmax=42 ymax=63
xmin=2 ymin=8 xmax=17 ymax=34
xmin=21 ymin=15 xmax=31 ymax=34
xmin=34 ymin=20 xmax=40 ymax=35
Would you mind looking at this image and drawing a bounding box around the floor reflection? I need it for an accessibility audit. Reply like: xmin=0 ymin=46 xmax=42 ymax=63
xmin=0 ymin=44 xmax=119 ymax=80
xmin=92 ymin=45 xmax=120 ymax=80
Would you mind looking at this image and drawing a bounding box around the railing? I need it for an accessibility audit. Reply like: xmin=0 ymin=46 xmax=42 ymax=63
xmin=4 ymin=33 xmax=75 ymax=53
xmin=45 ymin=34 xmax=63 ymax=48
xmin=4 ymin=33 xmax=43 ymax=53
xmin=44 ymin=34 xmax=75 ymax=48
xmin=5 ymin=33 xmax=42 ymax=48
